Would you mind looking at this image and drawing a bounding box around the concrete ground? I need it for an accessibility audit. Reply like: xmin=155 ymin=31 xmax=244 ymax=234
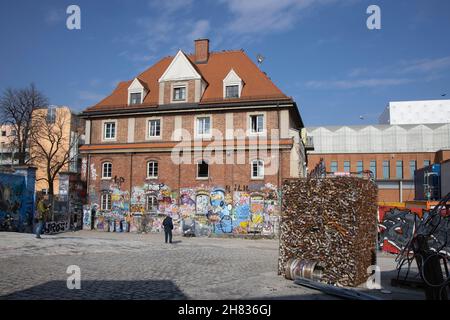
xmin=0 ymin=231 xmax=425 ymax=300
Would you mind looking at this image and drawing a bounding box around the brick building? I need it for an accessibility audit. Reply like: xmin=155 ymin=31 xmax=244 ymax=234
xmin=307 ymin=124 xmax=450 ymax=202
xmin=79 ymin=39 xmax=306 ymax=235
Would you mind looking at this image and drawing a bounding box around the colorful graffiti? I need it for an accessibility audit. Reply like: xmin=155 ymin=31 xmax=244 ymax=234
xmin=86 ymin=180 xmax=281 ymax=237
xmin=0 ymin=168 xmax=36 ymax=233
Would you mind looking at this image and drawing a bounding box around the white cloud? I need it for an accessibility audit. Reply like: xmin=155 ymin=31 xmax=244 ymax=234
xmin=187 ymin=20 xmax=210 ymax=42
xmin=221 ymin=0 xmax=338 ymax=36
xmin=149 ymin=0 xmax=194 ymax=13
xmin=78 ymin=91 xmax=105 ymax=102
xmin=400 ymin=56 xmax=450 ymax=73
xmin=306 ymin=78 xmax=414 ymax=89
xmin=45 ymin=8 xmax=65 ymax=25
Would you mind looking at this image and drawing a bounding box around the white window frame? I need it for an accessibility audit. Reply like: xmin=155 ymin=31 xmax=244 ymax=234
xmin=102 ymin=120 xmax=117 ymax=141
xmin=101 ymin=194 xmax=112 ymax=211
xmin=129 ymin=92 xmax=143 ymax=105
xmin=195 ymin=115 xmax=212 ymax=139
xmin=102 ymin=162 xmax=112 ymax=179
xmin=196 ymin=160 xmax=209 ymax=180
xmin=225 ymin=85 xmax=240 ymax=99
xmin=147 ymin=161 xmax=158 ymax=179
xmin=171 ymin=82 xmax=188 ymax=103
xmin=223 ymin=69 xmax=243 ymax=99
xmin=128 ymin=78 xmax=147 ymax=106
xmin=146 ymin=117 xmax=162 ymax=140
xmin=247 ymin=112 xmax=266 ymax=136
xmin=251 ymin=159 xmax=265 ymax=180
xmin=146 ymin=195 xmax=158 ymax=213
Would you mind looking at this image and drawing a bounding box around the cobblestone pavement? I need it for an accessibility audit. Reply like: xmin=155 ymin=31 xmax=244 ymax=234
xmin=0 ymin=231 xmax=423 ymax=300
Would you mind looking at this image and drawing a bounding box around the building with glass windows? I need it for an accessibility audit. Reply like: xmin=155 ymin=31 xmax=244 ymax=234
xmin=306 ymin=123 xmax=450 ymax=202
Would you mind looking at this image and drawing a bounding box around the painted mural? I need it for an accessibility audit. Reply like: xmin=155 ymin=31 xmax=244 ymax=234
xmin=85 ymin=178 xmax=281 ymax=237
xmin=0 ymin=169 xmax=35 ymax=233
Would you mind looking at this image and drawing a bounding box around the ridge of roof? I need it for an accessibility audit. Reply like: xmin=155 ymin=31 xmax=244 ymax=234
xmin=84 ymin=48 xmax=288 ymax=113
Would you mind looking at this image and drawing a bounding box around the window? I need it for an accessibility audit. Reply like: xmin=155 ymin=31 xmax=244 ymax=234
xmin=130 ymin=93 xmax=142 ymax=105
xmin=383 ymin=160 xmax=390 ymax=179
xmin=409 ymin=160 xmax=416 ymax=179
xmin=356 ymin=161 xmax=363 ymax=173
xmin=147 ymin=161 xmax=158 ymax=179
xmin=197 ymin=160 xmax=209 ymax=179
xmin=370 ymin=160 xmax=377 ymax=178
xmin=148 ymin=119 xmax=161 ymax=137
xmin=1 ymin=131 xmax=6 ymax=137
xmin=101 ymin=194 xmax=111 ymax=211
xmin=196 ymin=116 xmax=211 ymax=136
xmin=173 ymin=86 xmax=186 ymax=101
xmin=102 ymin=162 xmax=112 ymax=179
xmin=251 ymin=160 xmax=264 ymax=179
xmin=146 ymin=195 xmax=158 ymax=213
xmin=47 ymin=107 xmax=56 ymax=124
xmin=250 ymin=114 xmax=264 ymax=133
xmin=225 ymin=85 xmax=239 ymax=98
xmin=11 ymin=130 xmax=16 ymax=136
xmin=344 ymin=161 xmax=350 ymax=173
xmin=396 ymin=160 xmax=403 ymax=179
xmin=424 ymin=160 xmax=430 ymax=168
xmin=330 ymin=161 xmax=338 ymax=173
xmin=103 ymin=122 xmax=116 ymax=140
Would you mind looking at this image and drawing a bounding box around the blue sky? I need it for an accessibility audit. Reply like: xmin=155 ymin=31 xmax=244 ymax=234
xmin=0 ymin=0 xmax=449 ymax=125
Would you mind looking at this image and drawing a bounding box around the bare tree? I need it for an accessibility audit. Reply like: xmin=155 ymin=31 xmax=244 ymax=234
xmin=0 ymin=84 xmax=48 ymax=165
xmin=29 ymin=108 xmax=81 ymax=199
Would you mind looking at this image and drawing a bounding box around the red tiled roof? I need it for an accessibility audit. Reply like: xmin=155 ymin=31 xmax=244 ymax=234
xmin=84 ymin=50 xmax=288 ymax=113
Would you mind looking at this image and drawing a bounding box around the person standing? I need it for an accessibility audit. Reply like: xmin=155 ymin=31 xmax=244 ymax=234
xmin=35 ymin=195 xmax=48 ymax=239
xmin=162 ymin=215 xmax=173 ymax=243
xmin=90 ymin=206 xmax=96 ymax=230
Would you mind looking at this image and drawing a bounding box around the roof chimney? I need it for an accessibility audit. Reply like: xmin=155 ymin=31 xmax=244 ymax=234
xmin=194 ymin=39 xmax=209 ymax=64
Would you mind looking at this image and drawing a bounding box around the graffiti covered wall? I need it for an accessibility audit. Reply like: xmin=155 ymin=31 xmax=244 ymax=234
xmin=85 ymin=178 xmax=281 ymax=236
xmin=0 ymin=167 xmax=36 ymax=233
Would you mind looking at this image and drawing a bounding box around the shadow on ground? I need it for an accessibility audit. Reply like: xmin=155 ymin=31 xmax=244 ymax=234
xmin=0 ymin=280 xmax=188 ymax=300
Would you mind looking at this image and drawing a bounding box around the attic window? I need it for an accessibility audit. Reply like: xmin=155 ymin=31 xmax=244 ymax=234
xmin=130 ymin=93 xmax=142 ymax=105
xmin=223 ymin=69 xmax=243 ymax=99
xmin=128 ymin=78 xmax=148 ymax=106
xmin=225 ymin=85 xmax=239 ymax=98
xmin=173 ymin=86 xmax=186 ymax=101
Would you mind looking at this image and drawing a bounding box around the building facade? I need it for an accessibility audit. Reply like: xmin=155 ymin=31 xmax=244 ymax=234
xmin=30 ymin=106 xmax=83 ymax=195
xmin=80 ymin=39 xmax=306 ymax=235
xmin=306 ymin=124 xmax=450 ymax=202
xmin=0 ymin=124 xmax=18 ymax=166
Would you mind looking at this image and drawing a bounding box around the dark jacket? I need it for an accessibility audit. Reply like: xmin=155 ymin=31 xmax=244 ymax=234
xmin=162 ymin=216 xmax=173 ymax=231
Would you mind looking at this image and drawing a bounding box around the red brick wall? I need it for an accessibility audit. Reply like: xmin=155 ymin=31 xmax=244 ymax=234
xmin=195 ymin=39 xmax=209 ymax=63
xmin=88 ymin=149 xmax=286 ymax=194
xmin=90 ymin=118 xmax=128 ymax=144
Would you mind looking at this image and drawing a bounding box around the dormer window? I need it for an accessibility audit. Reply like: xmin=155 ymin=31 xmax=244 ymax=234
xmin=173 ymin=86 xmax=186 ymax=101
xmin=130 ymin=93 xmax=142 ymax=105
xmin=223 ymin=69 xmax=243 ymax=99
xmin=128 ymin=78 xmax=148 ymax=106
xmin=225 ymin=85 xmax=239 ymax=99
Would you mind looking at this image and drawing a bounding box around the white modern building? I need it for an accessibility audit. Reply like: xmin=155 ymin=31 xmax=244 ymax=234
xmin=379 ymin=99 xmax=450 ymax=125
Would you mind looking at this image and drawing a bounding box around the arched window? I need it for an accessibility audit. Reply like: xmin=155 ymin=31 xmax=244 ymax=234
xmin=101 ymin=193 xmax=111 ymax=210
xmin=251 ymin=160 xmax=264 ymax=179
xmin=197 ymin=160 xmax=209 ymax=179
xmin=146 ymin=195 xmax=158 ymax=213
xmin=102 ymin=162 xmax=112 ymax=179
xmin=147 ymin=161 xmax=158 ymax=179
